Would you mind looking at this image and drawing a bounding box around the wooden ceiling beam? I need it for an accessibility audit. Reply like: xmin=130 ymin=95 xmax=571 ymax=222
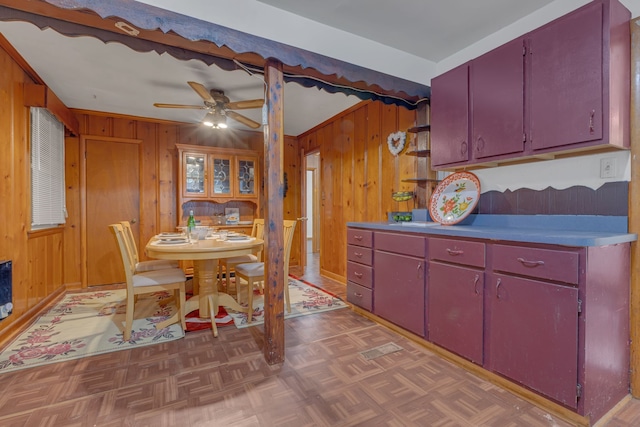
xmin=0 ymin=0 xmax=428 ymax=106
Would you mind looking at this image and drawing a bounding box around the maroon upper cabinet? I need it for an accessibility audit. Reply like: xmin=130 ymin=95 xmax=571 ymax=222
xmin=529 ymin=0 xmax=629 ymax=152
xmin=431 ymin=38 xmax=526 ymax=168
xmin=430 ymin=64 xmax=469 ymax=167
xmin=471 ymin=38 xmax=525 ymax=160
xmin=430 ymin=0 xmax=630 ymax=170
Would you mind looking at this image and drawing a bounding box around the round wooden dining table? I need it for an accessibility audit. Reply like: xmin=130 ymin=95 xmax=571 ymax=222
xmin=145 ymin=236 xmax=264 ymax=337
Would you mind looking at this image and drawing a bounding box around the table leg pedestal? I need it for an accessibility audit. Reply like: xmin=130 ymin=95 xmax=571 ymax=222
xmin=155 ymin=258 xmax=250 ymax=336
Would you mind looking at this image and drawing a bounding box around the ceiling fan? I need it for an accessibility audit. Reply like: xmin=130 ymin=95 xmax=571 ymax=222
xmin=154 ymin=81 xmax=264 ymax=129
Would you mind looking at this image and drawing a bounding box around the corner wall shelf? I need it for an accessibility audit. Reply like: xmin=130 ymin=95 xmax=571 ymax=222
xmin=401 ymin=178 xmax=440 ymax=184
xmin=407 ymin=124 xmax=430 ymax=133
xmin=406 ymin=150 xmax=430 ymax=157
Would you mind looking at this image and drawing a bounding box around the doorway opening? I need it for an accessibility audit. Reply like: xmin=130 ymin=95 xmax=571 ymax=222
xmin=304 ymin=151 xmax=320 ymax=274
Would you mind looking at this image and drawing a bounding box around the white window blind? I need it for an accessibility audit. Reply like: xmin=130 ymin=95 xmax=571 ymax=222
xmin=31 ymin=107 xmax=66 ymax=229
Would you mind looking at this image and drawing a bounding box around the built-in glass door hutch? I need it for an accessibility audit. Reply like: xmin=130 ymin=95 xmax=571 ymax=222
xmin=177 ymin=143 xmax=260 ymax=233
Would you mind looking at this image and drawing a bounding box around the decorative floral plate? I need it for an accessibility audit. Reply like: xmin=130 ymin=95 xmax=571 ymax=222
xmin=429 ymin=171 xmax=481 ymax=225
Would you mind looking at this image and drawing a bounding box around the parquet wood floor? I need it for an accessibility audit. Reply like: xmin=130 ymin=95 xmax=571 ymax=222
xmin=1 ymin=249 xmax=639 ymax=426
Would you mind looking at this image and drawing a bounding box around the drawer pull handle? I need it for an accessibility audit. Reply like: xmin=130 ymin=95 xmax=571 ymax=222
xmin=589 ymin=110 xmax=595 ymax=134
xmin=354 ymin=272 xmax=363 ymax=278
xmin=517 ymin=257 xmax=545 ymax=267
xmin=496 ymin=278 xmax=502 ymax=300
xmin=446 ymin=248 xmax=464 ymax=256
xmin=417 ymin=262 xmax=423 ymax=278
xmin=473 ymin=274 xmax=480 ymax=295
xmin=354 ymin=252 xmax=363 ymax=258
xmin=353 ymin=292 xmax=363 ymax=298
xmin=354 ymin=235 xmax=363 ymax=241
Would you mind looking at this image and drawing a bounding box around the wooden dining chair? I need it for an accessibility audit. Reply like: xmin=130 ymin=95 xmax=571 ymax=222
xmin=120 ymin=221 xmax=179 ymax=272
xmin=235 ymin=220 xmax=296 ymax=323
xmin=109 ymin=223 xmax=187 ymax=341
xmin=219 ymin=218 xmax=265 ymax=291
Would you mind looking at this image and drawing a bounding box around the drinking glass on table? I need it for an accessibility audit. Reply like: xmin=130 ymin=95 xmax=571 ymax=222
xmin=218 ymin=230 xmax=228 ymax=241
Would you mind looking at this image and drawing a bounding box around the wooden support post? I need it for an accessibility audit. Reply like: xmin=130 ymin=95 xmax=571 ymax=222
xmin=263 ymin=58 xmax=286 ymax=364
xmin=629 ymin=16 xmax=640 ymax=397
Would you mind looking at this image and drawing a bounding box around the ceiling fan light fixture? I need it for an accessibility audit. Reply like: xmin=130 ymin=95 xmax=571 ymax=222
xmin=202 ymin=112 xmax=215 ymax=127
xmin=202 ymin=111 xmax=227 ymax=129
xmin=156 ymin=81 xmax=261 ymax=129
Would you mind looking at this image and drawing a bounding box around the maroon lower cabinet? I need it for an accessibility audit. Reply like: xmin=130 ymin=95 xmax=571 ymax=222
xmin=373 ymin=234 xmax=426 ymax=337
xmin=347 ymin=224 xmax=631 ymax=424
xmin=346 ymin=228 xmax=375 ymax=311
xmin=486 ymin=272 xmax=580 ymax=408
xmin=429 ymin=262 xmax=484 ymax=365
xmin=487 ymin=242 xmax=630 ymax=423
xmin=346 ymin=282 xmax=372 ymax=312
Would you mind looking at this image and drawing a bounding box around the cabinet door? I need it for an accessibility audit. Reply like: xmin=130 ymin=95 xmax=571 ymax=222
xmin=471 ymin=38 xmax=525 ymax=159
xmin=431 ymin=64 xmax=469 ymax=167
xmin=236 ymin=156 xmax=258 ymax=198
xmin=210 ymin=154 xmax=234 ymax=198
xmin=374 ymin=251 xmax=426 ymax=337
xmin=182 ymin=152 xmax=207 ymax=198
xmin=487 ymin=273 xmax=579 ymax=408
xmin=429 ymin=262 xmax=483 ymax=364
xmin=529 ymin=2 xmax=603 ymax=151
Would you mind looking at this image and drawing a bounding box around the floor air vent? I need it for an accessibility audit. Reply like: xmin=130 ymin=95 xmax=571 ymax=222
xmin=360 ymin=342 xmax=404 ymax=361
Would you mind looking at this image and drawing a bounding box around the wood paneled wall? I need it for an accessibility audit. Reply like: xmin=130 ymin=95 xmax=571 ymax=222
xmin=0 ymin=36 xmax=406 ymax=338
xmin=73 ymin=113 xmax=302 ymax=271
xmin=283 ymin=133 xmax=302 ymax=267
xmin=0 ymin=42 xmax=70 ymax=341
xmin=0 ymin=33 xmax=302 ymax=337
xmin=298 ymin=101 xmax=418 ymax=281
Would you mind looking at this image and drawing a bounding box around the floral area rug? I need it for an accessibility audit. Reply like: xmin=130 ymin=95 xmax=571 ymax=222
xmin=228 ymin=276 xmax=347 ymax=328
xmin=0 ymin=289 xmax=184 ymax=374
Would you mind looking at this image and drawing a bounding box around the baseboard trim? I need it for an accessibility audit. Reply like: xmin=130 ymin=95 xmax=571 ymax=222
xmin=319 ymin=268 xmax=343 ymax=283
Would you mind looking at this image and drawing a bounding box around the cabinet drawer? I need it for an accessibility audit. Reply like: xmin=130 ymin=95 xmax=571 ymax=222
xmin=429 ymin=237 xmax=485 ymax=268
xmin=347 ymin=229 xmax=373 ymax=247
xmin=347 ymin=261 xmax=373 ymax=288
xmin=492 ymin=245 xmax=579 ymax=285
xmin=347 ymin=245 xmax=373 ymax=266
xmin=347 ymin=282 xmax=373 ymax=311
xmin=375 ymin=232 xmax=426 ymax=258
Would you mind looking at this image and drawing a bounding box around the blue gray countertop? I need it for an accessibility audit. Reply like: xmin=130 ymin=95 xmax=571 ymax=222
xmin=347 ymin=215 xmax=637 ymax=247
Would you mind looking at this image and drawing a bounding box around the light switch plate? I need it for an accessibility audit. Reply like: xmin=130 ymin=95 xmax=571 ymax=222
xmin=600 ymin=157 xmax=616 ymax=178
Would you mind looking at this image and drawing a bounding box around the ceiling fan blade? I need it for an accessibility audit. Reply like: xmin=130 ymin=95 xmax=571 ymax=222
xmin=154 ymin=103 xmax=207 ymax=109
xmin=225 ymin=99 xmax=264 ymax=110
xmin=226 ymin=111 xmax=261 ymax=129
xmin=187 ymin=81 xmax=215 ymax=103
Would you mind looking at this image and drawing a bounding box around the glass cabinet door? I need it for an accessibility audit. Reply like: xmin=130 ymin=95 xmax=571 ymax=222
xmin=236 ymin=156 xmax=258 ymax=198
xmin=183 ymin=152 xmax=206 ymax=197
xmin=211 ymin=154 xmax=233 ymax=197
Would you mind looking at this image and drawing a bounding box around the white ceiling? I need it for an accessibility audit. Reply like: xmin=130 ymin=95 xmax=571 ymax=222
xmin=0 ymin=20 xmax=362 ymax=136
xmin=0 ymin=0 xmax=637 ymax=136
xmin=256 ymin=0 xmax=556 ymax=62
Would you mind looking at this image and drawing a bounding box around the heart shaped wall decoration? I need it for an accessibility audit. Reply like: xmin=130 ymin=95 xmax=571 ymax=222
xmin=387 ymin=131 xmax=406 ymax=156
